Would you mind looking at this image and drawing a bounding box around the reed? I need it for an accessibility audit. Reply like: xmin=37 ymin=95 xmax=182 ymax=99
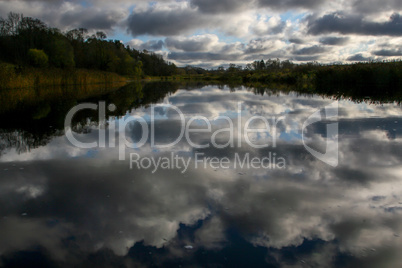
xmin=0 ymin=63 xmax=127 ymax=90
xmin=0 ymin=65 xmax=128 ymax=114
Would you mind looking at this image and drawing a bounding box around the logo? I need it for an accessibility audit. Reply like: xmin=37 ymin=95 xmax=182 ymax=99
xmin=64 ymin=100 xmax=339 ymax=170
xmin=302 ymin=101 xmax=338 ymax=167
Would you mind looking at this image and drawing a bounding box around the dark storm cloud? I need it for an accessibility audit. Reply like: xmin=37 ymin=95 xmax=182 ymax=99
xmin=293 ymin=45 xmax=329 ymax=55
xmin=372 ymin=48 xmax=402 ymax=56
xmin=351 ymin=0 xmax=402 ymax=14
xmin=319 ymin=36 xmax=350 ymax=45
xmin=0 ymin=1 xmax=128 ymax=31
xmin=346 ymin=53 xmax=371 ymax=61
xmin=127 ymin=5 xmax=207 ymax=36
xmin=190 ymin=0 xmax=247 ymax=14
xmin=308 ymin=12 xmax=402 ymax=36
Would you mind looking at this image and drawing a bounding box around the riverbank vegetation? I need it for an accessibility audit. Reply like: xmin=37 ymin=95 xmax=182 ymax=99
xmin=0 ymin=62 xmax=126 ymax=89
xmin=207 ymin=59 xmax=401 ymax=92
xmin=0 ymin=78 xmax=128 ymax=114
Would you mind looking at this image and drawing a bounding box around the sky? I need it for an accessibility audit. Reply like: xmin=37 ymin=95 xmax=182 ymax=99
xmin=0 ymin=0 xmax=401 ymax=68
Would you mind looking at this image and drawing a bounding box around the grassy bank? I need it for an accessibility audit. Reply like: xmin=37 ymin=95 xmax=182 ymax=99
xmin=0 ymin=82 xmax=129 ymax=115
xmin=0 ymin=62 xmax=127 ymax=89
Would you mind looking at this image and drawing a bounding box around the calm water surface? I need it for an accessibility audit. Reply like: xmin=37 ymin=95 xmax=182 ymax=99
xmin=0 ymin=82 xmax=401 ymax=267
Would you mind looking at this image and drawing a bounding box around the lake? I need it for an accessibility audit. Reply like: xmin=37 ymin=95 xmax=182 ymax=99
xmin=0 ymin=82 xmax=401 ymax=267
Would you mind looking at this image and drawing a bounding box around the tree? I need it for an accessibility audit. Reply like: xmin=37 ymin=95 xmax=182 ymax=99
xmin=245 ymin=63 xmax=253 ymax=71
xmin=45 ymin=29 xmax=75 ymax=68
xmin=260 ymin=59 xmax=266 ymax=70
xmin=0 ymin=12 xmax=182 ymax=77
xmin=0 ymin=13 xmax=48 ymax=64
xmin=17 ymin=17 xmax=48 ymax=58
xmin=228 ymin=63 xmax=237 ymax=72
xmin=66 ymin=28 xmax=88 ymax=68
xmin=96 ymin=31 xmax=106 ymax=40
xmin=66 ymin=28 xmax=87 ymax=43
xmin=133 ymin=61 xmax=143 ymax=78
xmin=251 ymin=60 xmax=266 ymax=71
xmin=281 ymin=60 xmax=294 ymax=70
xmin=0 ymin=12 xmax=22 ymax=36
xmin=27 ymin=48 xmax=48 ymax=67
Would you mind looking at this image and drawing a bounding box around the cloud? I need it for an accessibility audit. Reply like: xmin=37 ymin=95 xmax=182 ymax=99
xmin=164 ymin=35 xmax=249 ymax=66
xmin=351 ymin=0 xmax=402 ymax=14
xmin=372 ymin=48 xmax=402 ymax=56
xmin=257 ymin=0 xmax=324 ymax=10
xmin=319 ymin=36 xmax=350 ymax=45
xmin=251 ymin=15 xmax=287 ymax=35
xmin=190 ymin=0 xmax=250 ymax=14
xmin=168 ymin=52 xmax=241 ymax=62
xmin=165 ymin=34 xmax=220 ymax=52
xmin=288 ymin=38 xmax=305 ymax=44
xmin=347 ymin=53 xmax=372 ymax=61
xmin=292 ymin=55 xmax=321 ymax=61
xmin=293 ymin=45 xmax=329 ymax=55
xmin=0 ymin=1 xmax=128 ymax=31
xmin=126 ymin=39 xmax=165 ymax=51
xmin=308 ymin=12 xmax=402 ymax=36
xmin=244 ymin=38 xmax=286 ymax=54
xmin=126 ymin=2 xmax=209 ymax=36
xmin=58 ymin=7 xmax=127 ymax=30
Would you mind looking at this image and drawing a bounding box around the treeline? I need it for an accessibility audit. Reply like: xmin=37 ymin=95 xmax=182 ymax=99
xmin=207 ymin=59 xmax=402 ymax=95
xmin=0 ymin=12 xmax=177 ymax=78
